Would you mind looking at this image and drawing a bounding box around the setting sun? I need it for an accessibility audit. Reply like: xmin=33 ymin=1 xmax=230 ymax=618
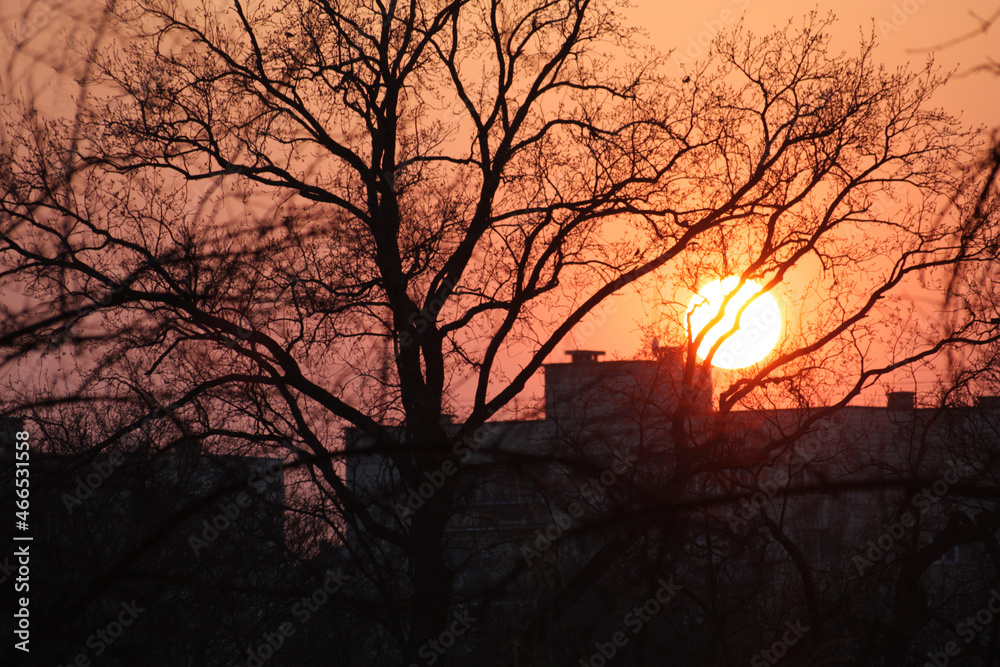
xmin=686 ymin=276 xmax=782 ymax=369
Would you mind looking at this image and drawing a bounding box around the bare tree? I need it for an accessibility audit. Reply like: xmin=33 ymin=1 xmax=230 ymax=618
xmin=2 ymin=1 xmax=998 ymax=663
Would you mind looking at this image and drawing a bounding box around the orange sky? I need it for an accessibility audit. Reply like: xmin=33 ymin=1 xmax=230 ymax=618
xmin=543 ymin=0 xmax=1000 ymax=411
xmin=2 ymin=0 xmax=998 ymax=415
xmin=565 ymin=0 xmax=1000 ymax=357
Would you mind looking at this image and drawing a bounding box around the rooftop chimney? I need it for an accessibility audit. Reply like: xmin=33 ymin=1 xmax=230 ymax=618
xmin=566 ymin=350 xmax=605 ymax=364
xmin=174 ymin=436 xmax=201 ymax=456
xmin=887 ymin=391 xmax=915 ymax=410
xmin=976 ymin=395 xmax=1000 ymax=410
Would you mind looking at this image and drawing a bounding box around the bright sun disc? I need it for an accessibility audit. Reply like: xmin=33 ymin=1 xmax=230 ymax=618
xmin=686 ymin=276 xmax=781 ymax=369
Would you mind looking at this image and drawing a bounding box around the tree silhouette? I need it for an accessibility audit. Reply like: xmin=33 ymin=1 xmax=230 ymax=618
xmin=2 ymin=1 xmax=999 ymax=663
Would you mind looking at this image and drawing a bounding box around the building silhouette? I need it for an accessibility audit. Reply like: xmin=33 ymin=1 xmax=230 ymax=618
xmin=344 ymin=349 xmax=1000 ymax=665
xmin=2 ymin=345 xmax=998 ymax=665
xmin=0 ymin=427 xmax=291 ymax=666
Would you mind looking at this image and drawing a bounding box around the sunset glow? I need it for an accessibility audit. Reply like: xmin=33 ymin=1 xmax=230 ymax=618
xmin=686 ymin=277 xmax=782 ymax=369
